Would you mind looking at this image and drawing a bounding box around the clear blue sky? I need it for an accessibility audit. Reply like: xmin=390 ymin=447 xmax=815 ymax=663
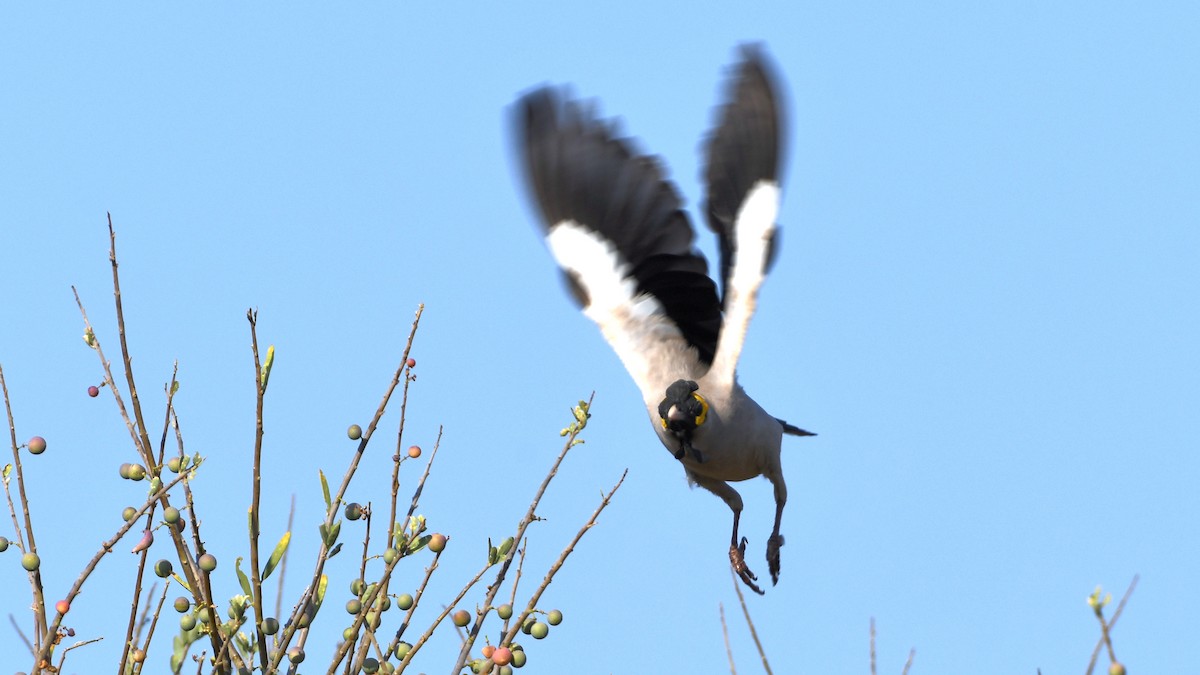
xmin=2 ymin=3 xmax=1197 ymax=673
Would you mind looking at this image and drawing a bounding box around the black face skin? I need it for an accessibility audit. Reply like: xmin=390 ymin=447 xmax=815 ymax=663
xmin=658 ymin=379 xmax=706 ymax=462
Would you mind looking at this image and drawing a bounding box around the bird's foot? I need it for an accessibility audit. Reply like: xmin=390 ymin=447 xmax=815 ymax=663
xmin=730 ymin=537 xmax=765 ymax=595
xmin=767 ymin=534 xmax=784 ymax=586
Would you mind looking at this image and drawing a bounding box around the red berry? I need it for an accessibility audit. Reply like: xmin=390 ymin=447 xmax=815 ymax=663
xmin=452 ymin=609 xmax=471 ymax=627
xmin=55 ymin=599 xmax=70 ymax=614
xmin=27 ymin=436 xmax=46 ymax=455
xmin=406 ymin=357 xmax=416 ymax=368
xmin=481 ymin=645 xmax=496 ymax=659
xmin=87 ymin=385 xmax=100 ymax=397
xmin=492 ymin=647 xmax=513 ymax=666
xmin=407 ymin=445 xmax=421 ymax=459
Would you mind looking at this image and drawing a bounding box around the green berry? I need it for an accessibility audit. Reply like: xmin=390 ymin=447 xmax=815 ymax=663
xmin=345 ymin=503 xmax=363 ymax=520
xmin=154 ymin=559 xmax=173 ymax=578
xmin=122 ymin=506 xmax=137 ymax=521
xmin=261 ymin=617 xmax=279 ymax=635
xmin=383 ymin=547 xmax=399 ymax=564
xmin=397 ymin=593 xmax=414 ymax=611
xmin=27 ymin=436 xmax=46 ymax=455
xmin=119 ymin=463 xmax=132 ymax=479
xmin=530 ymin=621 xmax=549 ymax=639
xmin=164 ymin=507 xmax=181 ymax=524
xmin=21 ymin=552 xmax=40 ymax=571
xmin=197 ymin=608 xmax=212 ymax=624
xmin=198 ymin=553 xmax=217 ymax=572
xmin=499 ymin=666 xmax=514 ymax=675
xmin=428 ymin=533 xmax=447 ymax=553
xmin=395 ymin=642 xmax=412 ymax=659
xmin=380 ymin=662 xmax=395 ymax=674
xmin=521 ymin=617 xmax=535 ymax=635
xmin=452 ymin=609 xmax=471 ymax=627
xmin=346 ymin=599 xmax=363 ymax=615
xmin=351 ymin=578 xmax=365 ymax=595
xmin=180 ymin=614 xmax=197 ymax=630
xmin=547 ymin=609 xmax=562 ymax=625
xmin=127 ymin=463 xmax=146 ymax=481
xmin=510 ymin=650 xmax=526 ymax=668
xmin=378 ymin=595 xmax=392 ymax=611
xmin=1109 ymin=664 xmax=1126 ymax=675
xmin=287 ymin=647 xmax=305 ymax=663
xmin=497 ymin=603 xmax=513 ymax=620
xmin=362 ymin=658 xmax=380 ymax=674
xmin=0 ymin=537 xmax=9 ymax=552
xmin=173 ymin=596 xmax=190 ymax=613
xmin=167 ymin=456 xmax=183 ymax=473
xmin=343 ymin=626 xmax=356 ymax=641
xmin=347 ymin=424 xmax=363 ymax=441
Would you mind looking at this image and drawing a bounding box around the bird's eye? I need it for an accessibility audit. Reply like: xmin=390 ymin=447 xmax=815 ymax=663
xmin=692 ymin=393 xmax=709 ymax=426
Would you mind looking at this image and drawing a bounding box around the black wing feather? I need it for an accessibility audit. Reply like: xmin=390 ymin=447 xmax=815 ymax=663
xmin=703 ymin=45 xmax=785 ymax=303
xmin=516 ymin=88 xmax=722 ymax=366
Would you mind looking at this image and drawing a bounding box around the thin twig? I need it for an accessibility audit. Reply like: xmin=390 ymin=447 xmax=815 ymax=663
xmin=452 ymin=396 xmax=596 ymax=671
xmin=870 ymin=617 xmax=876 ymax=675
xmin=900 ymin=649 xmax=915 ymax=675
xmin=394 ymin=557 xmax=494 ymax=673
xmin=55 ymin=637 xmax=104 ymax=673
xmin=1085 ymin=575 xmax=1138 ymax=675
xmin=0 ymin=365 xmax=48 ymax=650
xmin=497 ymin=468 xmax=626 ymax=652
xmin=275 ymin=494 xmax=296 ymax=627
xmin=8 ymin=613 xmax=33 ymax=655
xmin=267 ymin=305 xmax=424 ymax=673
xmin=246 ymin=310 xmax=271 ymax=669
xmin=730 ymin=566 xmax=772 ymax=675
xmin=720 ymin=602 xmax=737 ymax=675
xmin=74 ymin=218 xmax=219 ymax=668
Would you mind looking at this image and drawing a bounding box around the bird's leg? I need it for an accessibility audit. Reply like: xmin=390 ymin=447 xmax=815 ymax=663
xmin=766 ymin=471 xmax=787 ymax=586
xmin=729 ymin=510 xmax=765 ymax=595
xmin=687 ymin=471 xmax=762 ymax=594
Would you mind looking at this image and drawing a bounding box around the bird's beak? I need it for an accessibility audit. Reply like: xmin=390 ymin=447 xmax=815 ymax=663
xmin=666 ymin=405 xmax=688 ymax=426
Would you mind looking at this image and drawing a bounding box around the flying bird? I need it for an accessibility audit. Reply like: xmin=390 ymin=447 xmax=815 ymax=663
xmin=513 ymin=46 xmax=813 ymax=594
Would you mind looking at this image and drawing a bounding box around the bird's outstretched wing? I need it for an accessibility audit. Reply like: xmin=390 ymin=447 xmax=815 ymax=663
xmin=515 ymin=88 xmax=722 ymax=402
xmin=702 ymin=46 xmax=786 ymax=387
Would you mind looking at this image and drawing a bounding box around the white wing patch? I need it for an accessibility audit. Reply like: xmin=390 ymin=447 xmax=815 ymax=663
xmin=546 ymin=221 xmax=701 ymax=403
xmin=730 ymin=181 xmax=779 ymax=290
xmin=708 ymin=180 xmax=779 ymax=387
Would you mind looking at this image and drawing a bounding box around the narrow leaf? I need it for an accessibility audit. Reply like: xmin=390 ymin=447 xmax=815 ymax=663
xmin=235 ymin=557 xmax=252 ymax=597
xmin=320 ymin=470 xmax=331 ymax=509
xmin=262 ymin=531 xmax=290 ymax=581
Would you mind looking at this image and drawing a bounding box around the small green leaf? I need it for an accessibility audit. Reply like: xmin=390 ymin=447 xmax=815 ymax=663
xmin=171 ymin=380 xmax=180 ymax=395
xmin=259 ymin=344 xmax=275 ymax=390
xmin=320 ymin=470 xmax=332 ymax=509
xmin=235 ymin=557 xmax=252 ymax=597
xmin=315 ymin=573 xmax=329 ymax=609
xmin=407 ymin=534 xmax=431 ymax=553
xmin=3 ymin=464 xmax=11 ymax=481
xmin=262 ymin=531 xmax=290 ymax=581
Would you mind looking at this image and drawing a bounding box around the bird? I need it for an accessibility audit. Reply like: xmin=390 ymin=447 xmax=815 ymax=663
xmin=513 ymin=45 xmax=814 ymax=595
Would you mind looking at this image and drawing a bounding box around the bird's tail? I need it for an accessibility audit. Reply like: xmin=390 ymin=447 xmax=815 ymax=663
xmin=778 ymin=419 xmax=816 ymax=437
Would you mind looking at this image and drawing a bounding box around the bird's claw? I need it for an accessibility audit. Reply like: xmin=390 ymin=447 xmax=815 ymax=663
xmin=767 ymin=534 xmax=784 ymax=586
xmin=730 ymin=537 xmax=765 ymax=595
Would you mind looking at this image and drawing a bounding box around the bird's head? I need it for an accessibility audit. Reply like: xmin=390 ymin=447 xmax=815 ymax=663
xmin=658 ymin=379 xmax=709 ymax=435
